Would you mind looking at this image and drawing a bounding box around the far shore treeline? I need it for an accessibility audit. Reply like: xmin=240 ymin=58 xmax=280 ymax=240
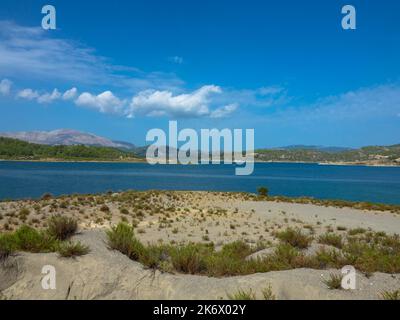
xmin=0 ymin=136 xmax=399 ymax=165
xmin=0 ymin=137 xmax=140 ymax=161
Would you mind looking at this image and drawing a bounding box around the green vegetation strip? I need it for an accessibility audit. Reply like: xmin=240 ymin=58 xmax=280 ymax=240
xmin=106 ymin=223 xmax=400 ymax=277
xmin=0 ymin=137 xmax=140 ymax=161
xmin=0 ymin=215 xmax=89 ymax=259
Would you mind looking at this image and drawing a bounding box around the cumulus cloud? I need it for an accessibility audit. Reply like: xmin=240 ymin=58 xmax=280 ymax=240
xmin=210 ymin=104 xmax=238 ymax=118
xmin=127 ymin=85 xmax=223 ymax=118
xmin=75 ymin=91 xmax=126 ymax=114
xmin=17 ymin=88 xmax=39 ymax=100
xmin=0 ymin=78 xmax=12 ymax=95
xmin=6 ymin=79 xmax=239 ymax=118
xmin=62 ymin=87 xmax=78 ymax=100
xmin=37 ymin=89 xmax=61 ymax=104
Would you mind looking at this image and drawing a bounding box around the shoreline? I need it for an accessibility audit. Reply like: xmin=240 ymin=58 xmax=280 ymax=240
xmin=1 ymin=158 xmax=399 ymax=168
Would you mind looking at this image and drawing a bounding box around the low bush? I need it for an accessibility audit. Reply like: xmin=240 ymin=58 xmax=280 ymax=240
xmin=169 ymin=243 xmax=210 ymax=274
xmin=58 ymin=241 xmax=90 ymax=258
xmin=106 ymin=222 xmax=145 ymax=260
xmin=47 ymin=215 xmax=78 ymax=240
xmin=0 ymin=233 xmax=15 ymax=260
xmin=322 ymin=273 xmax=343 ymax=290
xmin=381 ymin=289 xmax=400 ymax=300
xmin=276 ymin=228 xmax=312 ymax=249
xmin=227 ymin=288 xmax=256 ymax=300
xmin=0 ymin=225 xmax=57 ymax=255
xmin=13 ymin=225 xmax=57 ymax=252
xmin=318 ymin=233 xmax=343 ymax=249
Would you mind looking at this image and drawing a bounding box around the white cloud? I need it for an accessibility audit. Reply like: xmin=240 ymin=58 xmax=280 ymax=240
xmin=257 ymin=86 xmax=284 ymax=96
xmin=75 ymin=91 xmax=126 ymax=114
xmin=37 ymin=89 xmax=61 ymax=104
xmin=128 ymin=85 xmax=222 ymax=118
xmin=0 ymin=20 xmax=183 ymax=91
xmin=63 ymin=87 xmax=78 ymax=100
xmin=17 ymin=88 xmax=39 ymax=100
xmin=265 ymin=83 xmax=400 ymax=124
xmin=7 ymin=79 xmax=240 ymax=118
xmin=210 ymin=104 xmax=238 ymax=118
xmin=0 ymin=78 xmax=12 ymax=95
xmin=215 ymin=86 xmax=289 ymax=109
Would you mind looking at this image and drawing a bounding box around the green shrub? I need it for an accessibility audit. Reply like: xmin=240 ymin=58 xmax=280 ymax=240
xmin=106 ymin=222 xmax=145 ymax=260
xmin=381 ymin=289 xmax=400 ymax=300
xmin=58 ymin=241 xmax=90 ymax=258
xmin=262 ymin=284 xmax=276 ymax=300
xmin=318 ymin=233 xmax=343 ymax=249
xmin=257 ymin=187 xmax=268 ymax=197
xmin=0 ymin=234 xmax=15 ymax=260
xmin=13 ymin=225 xmax=57 ymax=252
xmin=47 ymin=215 xmax=78 ymax=240
xmin=227 ymin=288 xmax=256 ymax=300
xmin=348 ymin=228 xmax=367 ymax=236
xmin=220 ymin=241 xmax=253 ymax=259
xmin=169 ymin=244 xmax=209 ymax=274
xmin=41 ymin=193 xmax=53 ymax=200
xmin=120 ymin=208 xmax=129 ymax=215
xmin=323 ymin=273 xmax=343 ymax=290
xmin=276 ymin=228 xmax=312 ymax=249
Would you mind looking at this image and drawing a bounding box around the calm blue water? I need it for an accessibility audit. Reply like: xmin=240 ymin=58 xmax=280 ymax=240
xmin=0 ymin=161 xmax=399 ymax=204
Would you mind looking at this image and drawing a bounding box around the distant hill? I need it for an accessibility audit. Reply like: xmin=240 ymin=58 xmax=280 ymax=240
xmin=0 ymin=129 xmax=136 ymax=150
xmin=255 ymin=144 xmax=400 ymax=165
xmin=0 ymin=137 xmax=142 ymax=161
xmin=274 ymin=145 xmax=354 ymax=153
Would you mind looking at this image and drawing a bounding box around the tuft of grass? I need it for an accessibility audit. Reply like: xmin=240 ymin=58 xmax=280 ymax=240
xmin=348 ymin=228 xmax=367 ymax=236
xmin=227 ymin=288 xmax=256 ymax=300
xmin=0 ymin=225 xmax=58 ymax=255
xmin=58 ymin=241 xmax=90 ymax=258
xmin=262 ymin=284 xmax=276 ymax=300
xmin=169 ymin=243 xmax=209 ymax=274
xmin=0 ymin=233 xmax=15 ymax=260
xmin=323 ymin=273 xmax=343 ymax=290
xmin=380 ymin=289 xmax=400 ymax=300
xmin=276 ymin=228 xmax=312 ymax=249
xmin=13 ymin=225 xmax=57 ymax=252
xmin=41 ymin=193 xmax=53 ymax=200
xmin=120 ymin=208 xmax=129 ymax=215
xmin=47 ymin=215 xmax=78 ymax=241
xmin=318 ymin=233 xmax=343 ymax=249
xmin=257 ymin=187 xmax=268 ymax=197
xmin=106 ymin=222 xmax=145 ymax=260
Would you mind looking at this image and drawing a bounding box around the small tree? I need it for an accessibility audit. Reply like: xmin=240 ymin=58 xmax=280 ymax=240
xmin=257 ymin=187 xmax=269 ymax=197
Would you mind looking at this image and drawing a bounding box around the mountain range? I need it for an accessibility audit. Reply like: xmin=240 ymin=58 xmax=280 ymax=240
xmin=0 ymin=129 xmax=353 ymax=153
xmin=0 ymin=129 xmax=136 ymax=150
xmin=0 ymin=129 xmax=399 ymax=165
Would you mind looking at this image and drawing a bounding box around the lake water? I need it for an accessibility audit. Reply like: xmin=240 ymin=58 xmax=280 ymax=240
xmin=0 ymin=161 xmax=399 ymax=204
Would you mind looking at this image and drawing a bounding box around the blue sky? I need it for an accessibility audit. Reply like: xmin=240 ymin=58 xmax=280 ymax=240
xmin=0 ymin=0 xmax=399 ymax=148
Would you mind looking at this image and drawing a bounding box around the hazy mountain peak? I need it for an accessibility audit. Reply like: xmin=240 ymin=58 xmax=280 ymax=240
xmin=0 ymin=129 xmax=134 ymax=150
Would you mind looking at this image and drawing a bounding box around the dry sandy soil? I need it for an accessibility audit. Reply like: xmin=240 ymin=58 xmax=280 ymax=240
xmin=1 ymin=191 xmax=399 ymax=247
xmin=1 ymin=191 xmax=400 ymax=300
